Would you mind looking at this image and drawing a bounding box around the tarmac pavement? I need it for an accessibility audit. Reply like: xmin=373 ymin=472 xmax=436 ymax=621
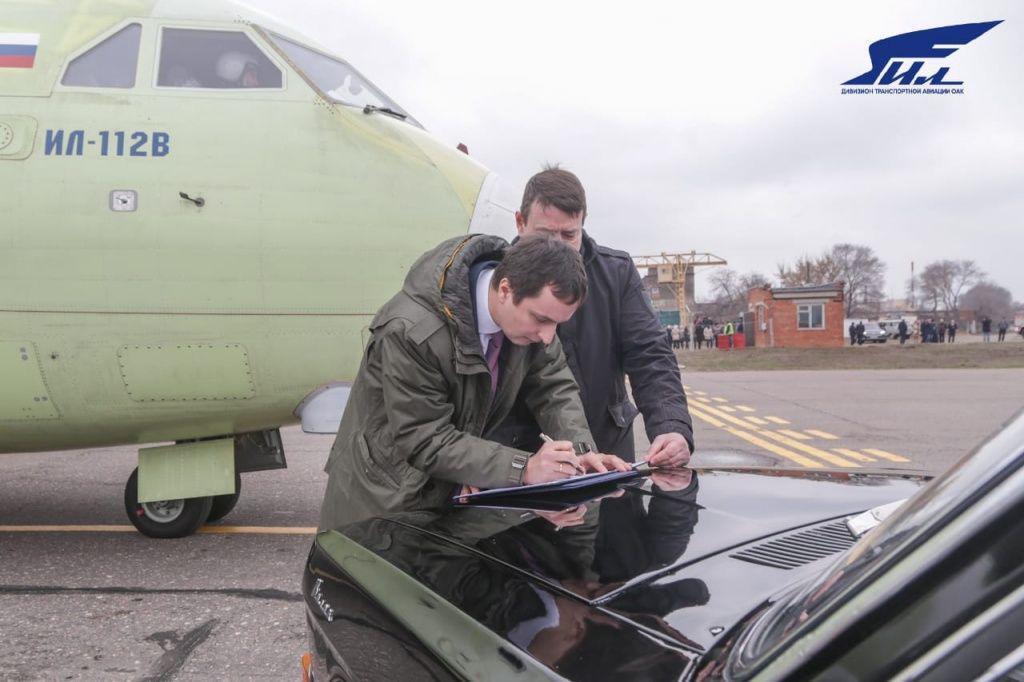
xmin=678 ymin=368 xmax=1024 ymax=475
xmin=2 ymin=367 xmax=1023 ymax=678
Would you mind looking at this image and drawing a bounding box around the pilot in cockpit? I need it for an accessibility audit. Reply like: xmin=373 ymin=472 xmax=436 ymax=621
xmin=215 ymin=51 xmax=262 ymax=88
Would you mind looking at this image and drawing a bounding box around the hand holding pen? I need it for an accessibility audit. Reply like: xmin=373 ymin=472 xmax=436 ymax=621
xmin=523 ymin=434 xmax=584 ymax=484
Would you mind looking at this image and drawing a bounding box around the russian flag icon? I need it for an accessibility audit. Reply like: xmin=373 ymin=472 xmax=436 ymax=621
xmin=0 ymin=33 xmax=40 ymax=69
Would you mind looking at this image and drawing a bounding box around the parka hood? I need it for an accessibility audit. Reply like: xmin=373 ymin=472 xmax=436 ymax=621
xmin=400 ymin=233 xmax=508 ymax=358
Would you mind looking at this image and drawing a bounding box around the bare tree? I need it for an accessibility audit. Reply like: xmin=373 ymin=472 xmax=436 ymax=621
xmin=776 ymin=255 xmax=818 ymax=286
xmin=778 ymin=244 xmax=885 ymax=316
xmin=709 ymin=268 xmax=742 ymax=304
xmin=961 ymin=281 xmax=1013 ymax=319
xmin=831 ymin=244 xmax=885 ymax=317
xmin=916 ymin=260 xmax=984 ymax=314
xmin=708 ymin=268 xmax=771 ymax=319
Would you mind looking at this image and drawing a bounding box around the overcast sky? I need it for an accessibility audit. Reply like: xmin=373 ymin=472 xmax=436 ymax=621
xmin=247 ymin=0 xmax=1023 ymax=303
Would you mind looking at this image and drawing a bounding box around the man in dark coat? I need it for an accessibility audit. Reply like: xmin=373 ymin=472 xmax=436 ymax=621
xmin=849 ymin=322 xmax=857 ymax=346
xmin=492 ymin=167 xmax=693 ymax=465
xmin=319 ymin=234 xmax=628 ymax=530
xmin=897 ymin=319 xmax=908 ymax=345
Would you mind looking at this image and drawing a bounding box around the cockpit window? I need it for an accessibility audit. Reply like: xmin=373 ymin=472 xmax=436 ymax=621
xmin=267 ymin=32 xmax=419 ymax=125
xmin=157 ymin=28 xmax=282 ymax=89
xmin=62 ymin=23 xmax=141 ymax=88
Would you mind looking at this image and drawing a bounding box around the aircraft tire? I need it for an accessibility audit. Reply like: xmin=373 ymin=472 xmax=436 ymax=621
xmin=207 ymin=474 xmax=242 ymax=522
xmin=123 ymin=467 xmax=213 ymax=538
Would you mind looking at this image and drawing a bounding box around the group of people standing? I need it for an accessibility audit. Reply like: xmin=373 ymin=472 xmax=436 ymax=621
xmin=667 ymin=325 xmax=691 ymax=349
xmin=981 ymin=317 xmax=1014 ymax=342
xmin=848 ymin=316 xmax=1021 ymax=345
xmin=918 ymin=318 xmax=957 ymax=344
xmin=667 ymin=318 xmax=738 ymax=350
xmin=848 ymin=321 xmax=867 ymax=345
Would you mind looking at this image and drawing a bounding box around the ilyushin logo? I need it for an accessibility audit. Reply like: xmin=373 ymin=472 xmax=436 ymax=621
xmin=842 ymin=21 xmax=1002 ymax=95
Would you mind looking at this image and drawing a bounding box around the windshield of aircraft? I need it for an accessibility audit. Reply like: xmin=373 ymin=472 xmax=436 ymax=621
xmin=267 ymin=32 xmax=419 ymax=126
xmin=731 ymin=412 xmax=1024 ymax=672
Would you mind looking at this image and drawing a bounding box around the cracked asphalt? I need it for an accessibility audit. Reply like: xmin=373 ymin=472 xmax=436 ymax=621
xmin=0 ymin=429 xmax=331 ymax=680
xmin=2 ymin=368 xmax=1022 ymax=678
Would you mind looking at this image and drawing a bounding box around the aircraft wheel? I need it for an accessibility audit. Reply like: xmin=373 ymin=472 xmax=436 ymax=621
xmin=207 ymin=474 xmax=242 ymax=522
xmin=124 ymin=467 xmax=213 ymax=538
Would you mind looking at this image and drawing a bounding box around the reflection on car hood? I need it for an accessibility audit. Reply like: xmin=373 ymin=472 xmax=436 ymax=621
xmin=331 ymin=467 xmax=926 ymax=658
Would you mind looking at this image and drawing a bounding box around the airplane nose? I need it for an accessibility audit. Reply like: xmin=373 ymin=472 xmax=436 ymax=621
xmin=468 ymin=172 xmax=519 ymax=239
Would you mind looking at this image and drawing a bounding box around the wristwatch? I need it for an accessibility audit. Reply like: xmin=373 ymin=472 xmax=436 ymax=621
xmin=510 ymin=452 xmax=530 ymax=483
xmin=574 ymin=442 xmax=594 ymax=455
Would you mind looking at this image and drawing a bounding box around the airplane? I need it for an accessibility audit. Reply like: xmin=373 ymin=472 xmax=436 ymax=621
xmin=0 ymin=0 xmax=516 ymax=537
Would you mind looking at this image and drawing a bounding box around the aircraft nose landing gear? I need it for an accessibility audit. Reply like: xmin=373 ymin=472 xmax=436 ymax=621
xmin=124 ymin=467 xmax=213 ymax=538
xmin=122 ymin=429 xmax=283 ymax=538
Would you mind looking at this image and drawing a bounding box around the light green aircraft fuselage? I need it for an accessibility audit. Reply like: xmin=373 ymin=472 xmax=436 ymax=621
xmin=0 ymin=1 xmax=513 ymax=534
xmin=1 ymin=1 xmax=500 ymax=454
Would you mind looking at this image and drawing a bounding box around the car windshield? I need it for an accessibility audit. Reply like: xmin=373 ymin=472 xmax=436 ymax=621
xmin=731 ymin=412 xmax=1024 ymax=670
xmin=266 ymin=31 xmax=420 ymax=126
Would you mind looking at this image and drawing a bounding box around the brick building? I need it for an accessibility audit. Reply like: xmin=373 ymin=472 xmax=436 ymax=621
xmin=747 ymin=283 xmax=845 ymax=348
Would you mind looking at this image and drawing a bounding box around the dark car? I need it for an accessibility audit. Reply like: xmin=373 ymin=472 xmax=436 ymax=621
xmin=301 ymin=413 xmax=1024 ymax=681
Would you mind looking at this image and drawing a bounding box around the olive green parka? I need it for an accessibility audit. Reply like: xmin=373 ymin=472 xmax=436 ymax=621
xmin=319 ymin=234 xmax=594 ymax=531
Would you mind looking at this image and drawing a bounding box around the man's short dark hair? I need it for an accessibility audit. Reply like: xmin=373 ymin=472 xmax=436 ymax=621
xmin=520 ymin=165 xmax=587 ymax=224
xmin=492 ymin=234 xmax=587 ymax=305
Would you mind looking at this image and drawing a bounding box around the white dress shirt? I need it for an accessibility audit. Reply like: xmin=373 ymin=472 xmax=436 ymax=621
xmin=475 ymin=266 xmax=500 ymax=354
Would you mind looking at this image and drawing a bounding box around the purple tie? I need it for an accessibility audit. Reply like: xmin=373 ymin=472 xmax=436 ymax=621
xmin=485 ymin=332 xmax=504 ymax=397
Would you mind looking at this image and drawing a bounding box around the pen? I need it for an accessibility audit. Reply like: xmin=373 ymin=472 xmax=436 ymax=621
xmin=540 ymin=433 xmax=585 ymax=474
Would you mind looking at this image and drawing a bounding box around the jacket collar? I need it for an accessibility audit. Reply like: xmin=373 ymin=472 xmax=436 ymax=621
xmin=580 ymin=229 xmax=598 ymax=265
xmin=400 ymin=234 xmax=508 ymax=370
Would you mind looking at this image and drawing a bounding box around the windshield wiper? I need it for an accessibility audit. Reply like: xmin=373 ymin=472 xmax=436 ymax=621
xmin=362 ymin=104 xmax=407 ymax=120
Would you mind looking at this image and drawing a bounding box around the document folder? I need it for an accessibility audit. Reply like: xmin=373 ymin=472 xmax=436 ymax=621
xmin=453 ymin=469 xmax=642 ymax=510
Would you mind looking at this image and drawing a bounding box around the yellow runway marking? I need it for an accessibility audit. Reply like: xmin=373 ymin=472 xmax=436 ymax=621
xmin=756 ymin=431 xmax=860 ymax=467
xmin=689 ymin=407 xmax=727 ymax=429
xmin=692 ymin=400 xmax=902 ymax=470
xmin=863 ymin=448 xmax=911 ymax=463
xmin=0 ymin=525 xmax=137 ymax=533
xmin=692 ymin=396 xmax=712 ymax=404
xmin=692 ymin=390 xmax=707 ymax=396
xmin=693 ymin=403 xmax=858 ymax=468
xmin=723 ymin=428 xmax=824 ymax=468
xmin=694 ymin=403 xmax=769 ymax=431
xmin=690 ymin=406 xmax=820 ymax=467
xmin=834 ymin=448 xmax=877 ymax=462
xmin=0 ymin=525 xmax=317 ymax=535
xmin=735 ymin=405 xmax=756 ymax=412
xmin=712 ymin=397 xmax=729 ymax=403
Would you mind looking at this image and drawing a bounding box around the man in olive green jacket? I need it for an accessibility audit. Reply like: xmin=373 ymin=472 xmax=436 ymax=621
xmin=320 ymin=234 xmax=627 ymax=531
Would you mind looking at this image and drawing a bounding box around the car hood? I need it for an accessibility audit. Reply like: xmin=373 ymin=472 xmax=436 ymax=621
xmin=328 ymin=467 xmax=927 ymax=657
